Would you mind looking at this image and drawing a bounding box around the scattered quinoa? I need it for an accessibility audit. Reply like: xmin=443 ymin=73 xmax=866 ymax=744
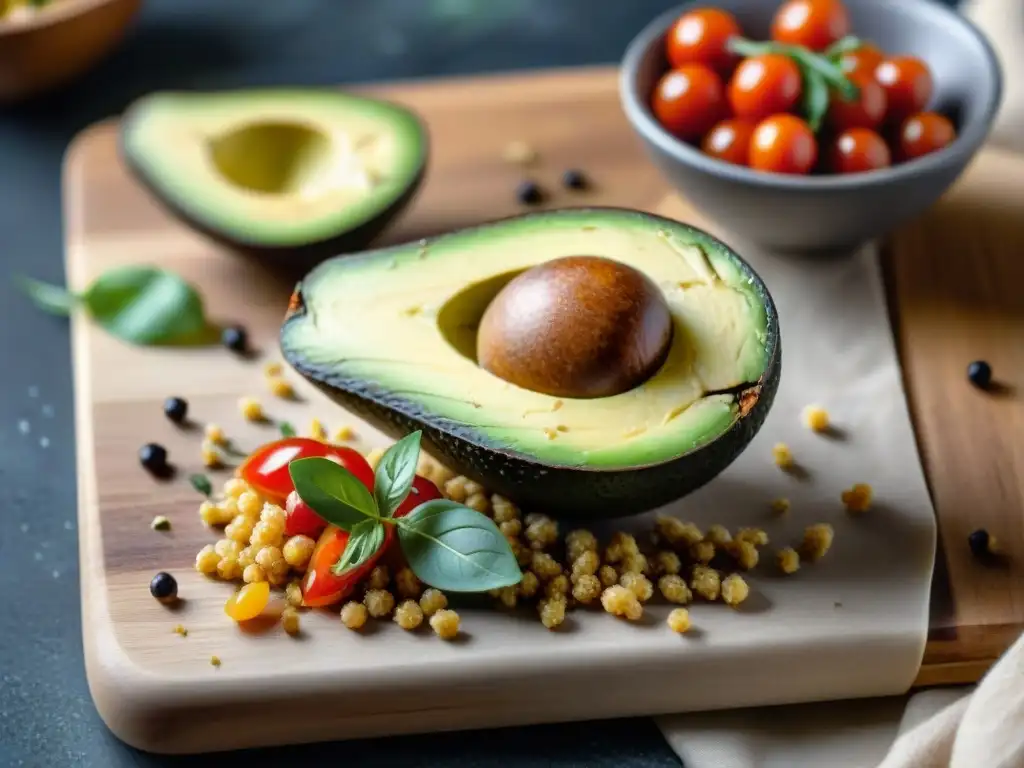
xmin=242 ymin=564 xmax=266 ymax=584
xmin=600 ymin=585 xmax=643 ymax=620
xmin=443 ymin=476 xmax=468 ymax=503
xmin=539 ymin=596 xmax=567 ymax=629
xmin=571 ymin=549 xmax=600 ymax=580
xmin=285 ymin=581 xmax=304 ymax=607
xmin=195 ymin=545 xmax=220 ymax=574
xmin=531 ymin=552 xmax=563 ymax=581
xmin=572 ymin=574 xmax=602 ymax=604
xmin=282 ymin=535 xmax=315 ymax=571
xmin=565 ymin=529 xmax=598 ymax=562
xmin=173 ymin=624 xmax=188 ymax=637
xmin=394 ymin=600 xmax=425 ymax=630
xmin=771 ymin=498 xmax=791 ymax=515
xmin=800 ymin=523 xmax=835 ymax=561
xmin=210 ymin=655 xmax=221 ymax=668
xmin=237 ymin=490 xmax=262 ymax=518
xmin=465 ymin=493 xmax=490 ymax=514
xmin=690 ymin=540 xmax=716 ymax=564
xmin=705 ymin=524 xmax=732 ymax=547
xmin=727 ymin=540 xmax=759 ymax=570
xmin=658 ymin=574 xmax=692 ymax=604
xmin=494 ymin=586 xmax=518 ymax=608
xmin=620 ymin=572 xmax=654 ymax=602
xmin=367 ymin=566 xmax=390 ymax=591
xmin=499 ymin=519 xmax=523 ymax=538
xmin=518 ymin=571 xmax=540 ymax=598
xmin=544 ymin=574 xmax=570 ymax=599
xmin=491 ymin=494 xmax=520 ymax=523
xmin=721 ymin=573 xmax=750 ymax=607
xmin=224 ymin=478 xmax=250 ymax=498
xmin=282 ymin=606 xmax=301 ymax=636
xmin=225 ymin=515 xmax=255 ymax=544
xmin=599 ymin=564 xmax=618 ymax=588
xmin=429 ymin=609 xmax=461 ymax=640
xmin=419 ymin=588 xmax=448 ymax=616
xmin=691 ymin=565 xmax=721 ymax=601
xmin=239 ymin=397 xmax=264 ymax=422
xmin=777 ymin=547 xmax=801 ymax=574
xmin=263 ymin=361 xmax=283 ymax=377
xmin=667 ymin=608 xmax=692 ymax=633
xmin=621 ymin=552 xmax=649 ymax=576
xmin=309 ymin=418 xmax=327 ymax=441
xmin=204 ymin=423 xmax=226 ymax=445
xmin=268 ymin=377 xmax=294 ymax=399
xmin=653 ymin=550 xmax=681 ymax=576
xmin=736 ymin=528 xmax=769 ymax=547
xmin=803 ymin=405 xmax=830 ymax=432
xmin=525 ymin=515 xmax=559 ymax=550
xmin=463 ymin=480 xmax=484 ymax=497
xmin=394 ymin=568 xmax=422 ymax=599
xmin=150 ymin=515 xmax=171 ymax=531
xmin=334 ymin=425 xmax=355 ymax=441
xmin=841 ymin=483 xmax=874 ymax=514
xmin=772 ymin=443 xmax=794 ymax=469
xmin=502 ymin=140 xmax=538 ymax=165
xmin=604 ymin=531 xmax=639 ymax=563
xmin=364 ymin=589 xmax=395 ymax=618
xmin=201 ymin=443 xmax=222 ymax=469
xmin=341 ymin=601 xmax=368 ymax=630
xmin=655 ymin=517 xmax=703 ymax=548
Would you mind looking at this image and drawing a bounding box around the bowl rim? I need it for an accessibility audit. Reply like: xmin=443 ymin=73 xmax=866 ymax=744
xmin=619 ymin=0 xmax=1004 ymax=191
xmin=0 ymin=0 xmax=139 ymax=38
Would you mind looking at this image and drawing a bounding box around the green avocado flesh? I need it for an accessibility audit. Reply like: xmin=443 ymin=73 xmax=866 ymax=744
xmin=120 ymin=89 xmax=426 ymax=249
xmin=282 ymin=208 xmax=774 ymax=472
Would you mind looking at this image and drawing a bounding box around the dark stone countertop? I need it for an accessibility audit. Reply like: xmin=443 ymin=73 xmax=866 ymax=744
xmin=0 ymin=0 xmax=958 ymax=765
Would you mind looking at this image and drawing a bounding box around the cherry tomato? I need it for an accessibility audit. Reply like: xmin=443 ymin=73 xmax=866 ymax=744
xmin=666 ymin=7 xmax=742 ymax=75
xmin=875 ymin=56 xmax=933 ymax=125
xmin=224 ymin=581 xmax=270 ymax=622
xmin=651 ymin=64 xmax=726 ymax=141
xmin=727 ymin=54 xmax=802 ymax=122
xmin=748 ymin=114 xmax=818 ymax=175
xmin=382 ymin=475 xmax=443 ymax=572
xmin=239 ymin=438 xmax=374 ymax=505
xmin=827 ymin=71 xmax=887 ymax=132
xmin=827 ymin=128 xmax=891 ymax=174
xmin=896 ymin=112 xmax=956 ymax=162
xmin=701 ymin=118 xmax=756 ymax=166
xmin=770 ymin=0 xmax=850 ymax=51
xmin=284 ymin=489 xmax=328 ymax=539
xmin=838 ymin=43 xmax=885 ymax=78
xmin=300 ymin=475 xmax=439 ymax=608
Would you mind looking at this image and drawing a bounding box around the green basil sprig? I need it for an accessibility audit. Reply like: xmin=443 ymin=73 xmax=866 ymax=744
xmin=17 ymin=266 xmax=217 ymax=347
xmin=726 ymin=36 xmax=862 ymax=131
xmin=289 ymin=431 xmax=522 ymax=593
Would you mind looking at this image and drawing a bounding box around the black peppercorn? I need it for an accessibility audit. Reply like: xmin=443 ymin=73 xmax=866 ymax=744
xmin=221 ymin=325 xmax=248 ymax=353
xmin=561 ymin=169 xmax=587 ymax=190
xmin=516 ymin=180 xmax=544 ymax=205
xmin=967 ymin=360 xmax=992 ymax=389
xmin=150 ymin=571 xmax=178 ymax=604
xmin=968 ymin=529 xmax=996 ymax=558
xmin=139 ymin=443 xmax=169 ymax=476
xmin=163 ymin=396 xmax=188 ymax=424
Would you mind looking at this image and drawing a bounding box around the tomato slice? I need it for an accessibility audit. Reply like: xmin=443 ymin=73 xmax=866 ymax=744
xmin=285 ymin=490 xmax=329 ymax=539
xmin=239 ymin=438 xmax=374 ymax=505
xmin=301 ymin=474 xmax=442 ymax=607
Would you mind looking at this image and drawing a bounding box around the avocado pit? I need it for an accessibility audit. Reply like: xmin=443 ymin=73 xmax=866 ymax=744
xmin=475 ymin=255 xmax=674 ymax=399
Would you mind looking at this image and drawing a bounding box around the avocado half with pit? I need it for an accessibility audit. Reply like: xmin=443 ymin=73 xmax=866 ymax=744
xmin=281 ymin=207 xmax=781 ymax=519
xmin=119 ymin=89 xmax=427 ymax=265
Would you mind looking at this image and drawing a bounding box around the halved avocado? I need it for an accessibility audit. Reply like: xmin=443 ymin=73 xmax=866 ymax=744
xmin=281 ymin=208 xmax=781 ymax=519
xmin=119 ymin=88 xmax=427 ymax=266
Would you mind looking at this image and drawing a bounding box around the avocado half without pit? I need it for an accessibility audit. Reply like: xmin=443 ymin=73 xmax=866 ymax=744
xmin=281 ymin=208 xmax=781 ymax=519
xmin=119 ymin=89 xmax=428 ymax=266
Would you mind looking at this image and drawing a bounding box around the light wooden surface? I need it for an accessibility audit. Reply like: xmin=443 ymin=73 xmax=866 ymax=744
xmin=64 ymin=67 xmax=1022 ymax=752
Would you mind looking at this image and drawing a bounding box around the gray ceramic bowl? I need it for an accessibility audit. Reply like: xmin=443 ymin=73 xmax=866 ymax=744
xmin=620 ymin=0 xmax=1002 ymax=253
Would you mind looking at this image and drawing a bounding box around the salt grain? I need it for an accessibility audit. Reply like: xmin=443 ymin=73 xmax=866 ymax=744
xmin=17 ymin=420 xmax=29 ymax=435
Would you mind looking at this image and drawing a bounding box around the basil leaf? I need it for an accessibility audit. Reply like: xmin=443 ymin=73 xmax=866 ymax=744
xmin=824 ymin=35 xmax=863 ymax=61
xmin=82 ymin=266 xmax=213 ymax=346
xmin=279 ymin=421 xmax=296 ymax=437
xmin=374 ymin=431 xmax=422 ymax=518
xmin=788 ymin=47 xmax=859 ymax=102
xmin=289 ymin=456 xmax=378 ymax=532
xmin=397 ymin=499 xmax=522 ymax=592
xmin=725 ymin=36 xmax=778 ymax=59
xmin=189 ymin=473 xmax=213 ymax=497
xmin=332 ymin=518 xmax=386 ymax=575
xmin=16 ymin=275 xmax=78 ymax=316
xmin=801 ymin=67 xmax=831 ymax=133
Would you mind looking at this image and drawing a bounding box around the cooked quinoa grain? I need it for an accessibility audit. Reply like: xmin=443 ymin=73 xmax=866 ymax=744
xmin=224 ymin=478 xmax=249 ymax=498
xmin=201 ymin=443 xmax=222 ymax=469
xmin=263 ymin=361 xmax=283 ymax=377
xmin=150 ymin=515 xmax=171 ymax=531
xmin=242 ymin=564 xmax=266 ymax=583
xmin=572 ymin=574 xmax=602 ymax=604
xmin=394 ymin=600 xmax=425 ymax=630
xmin=800 ymin=523 xmax=835 ymax=561
xmin=721 ymin=574 xmax=750 ymax=607
xmin=604 ymin=532 xmax=640 ymax=563
xmin=841 ymin=483 xmax=873 ymax=514
xmin=282 ymin=606 xmax=300 ymax=636
xmin=282 ymin=535 xmax=315 ymax=571
xmin=803 ymin=405 xmax=830 ymax=432
xmin=658 ymin=574 xmax=693 ymax=604
xmin=772 ymin=443 xmax=794 ymax=469
xmin=237 ymin=490 xmax=263 ymax=519
xmin=545 ymin=574 xmax=570 ymax=599
xmin=494 ymin=586 xmax=518 ymax=608
xmin=210 ymin=655 xmax=222 ymax=667
xmin=705 ymin=524 xmax=732 ymax=547
xmin=565 ymin=529 xmax=598 ymax=562
xmin=394 ymin=568 xmax=422 ymax=599
xmin=601 ymin=585 xmax=643 ymax=620
xmin=727 ymin=540 xmax=760 ymax=570
xmin=367 ymin=566 xmax=390 ymax=591
xmin=268 ymin=377 xmax=294 ymax=399
xmin=205 ymin=423 xmax=226 ymax=445
xmin=341 ymin=601 xmax=369 ymax=630
xmin=491 ymin=496 xmax=520 ymax=523
xmin=620 ymin=572 xmax=654 ymax=602
xmin=429 ymin=609 xmax=461 ymax=640
xmin=443 ymin=476 xmax=468 ymax=503
xmin=237 ymin=546 xmax=256 ymax=570
xmin=239 ymin=397 xmax=264 ymax=422
xmin=419 ymin=588 xmax=448 ymax=616
xmin=225 ymin=515 xmax=255 ymax=544
xmin=621 ymin=552 xmax=650 ymax=576
xmin=777 ymin=547 xmax=801 ymax=574
xmin=656 ymin=517 xmax=703 ymax=548
xmin=334 ymin=425 xmax=355 ymax=442
xmin=309 ymin=418 xmax=327 ymax=441
xmin=511 ymin=538 xmax=534 ymax=567
xmin=525 ymin=515 xmax=559 ymax=550
xmin=530 ymin=552 xmax=563 ymax=581
xmin=173 ymin=624 xmax=188 ymax=637
xmin=285 ymin=581 xmax=304 ymax=607
xmin=539 ymin=596 xmax=567 ymax=629
xmin=215 ymin=539 xmax=243 ymax=558
xmin=571 ymin=549 xmax=600 ymax=580
xmin=667 ymin=608 xmax=692 ymax=633
xmin=653 ymin=550 xmax=682 ymax=575
xmin=217 ymin=558 xmax=242 ymax=581
xmin=771 ymin=498 xmax=791 ymax=515
xmin=690 ymin=540 xmax=716 ymax=564
xmin=250 ymin=520 xmax=284 ymax=550
xmin=195 ymin=545 xmax=220 ymax=575
xmin=364 ymin=589 xmax=395 ymax=618
xmin=464 ymin=492 xmax=490 ymax=514
xmin=518 ymin=571 xmax=540 ymax=598
xmin=199 ymin=500 xmax=229 ymax=527
xmin=599 ymin=564 xmax=618 ymax=588
xmin=736 ymin=528 xmax=769 ymax=547
xmin=365 ymin=447 xmax=385 ymax=469
xmin=691 ymin=565 xmax=721 ymax=601
xmin=462 ymin=480 xmax=484 ymax=497
xmin=499 ymin=519 xmax=522 ymax=538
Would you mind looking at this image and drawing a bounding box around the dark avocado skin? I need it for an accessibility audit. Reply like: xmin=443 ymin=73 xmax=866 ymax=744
xmin=280 ymin=209 xmax=782 ymax=520
xmin=117 ymin=97 xmax=429 ymax=277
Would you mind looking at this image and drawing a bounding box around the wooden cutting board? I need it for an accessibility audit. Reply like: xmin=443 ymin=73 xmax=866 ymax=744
xmin=64 ymin=67 xmax=1023 ymax=753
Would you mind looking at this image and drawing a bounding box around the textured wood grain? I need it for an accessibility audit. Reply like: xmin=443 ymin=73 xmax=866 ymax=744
xmin=64 ymin=67 xmax=1022 ymax=752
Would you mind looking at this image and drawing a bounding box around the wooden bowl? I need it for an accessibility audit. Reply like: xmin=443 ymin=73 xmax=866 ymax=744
xmin=0 ymin=0 xmax=142 ymax=103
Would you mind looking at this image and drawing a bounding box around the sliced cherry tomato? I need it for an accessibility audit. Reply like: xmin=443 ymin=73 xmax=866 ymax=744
xmin=666 ymin=7 xmax=742 ymax=76
xmin=651 ymin=64 xmax=726 ymax=142
xmin=896 ymin=112 xmax=956 ymax=162
xmin=239 ymin=437 xmax=374 ymax=505
xmin=748 ymin=114 xmax=818 ymax=175
xmin=701 ymin=118 xmax=756 ymax=166
xmin=382 ymin=475 xmax=443 ymax=571
xmin=300 ymin=475 xmax=440 ymax=608
xmin=875 ymin=56 xmax=933 ymax=125
xmin=827 ymin=128 xmax=891 ymax=174
xmin=284 ymin=489 xmax=328 ymax=539
xmin=827 ymin=71 xmax=887 ymax=132
xmin=727 ymin=54 xmax=802 ymax=122
xmin=838 ymin=43 xmax=885 ymax=78
xmin=770 ymin=0 xmax=850 ymax=52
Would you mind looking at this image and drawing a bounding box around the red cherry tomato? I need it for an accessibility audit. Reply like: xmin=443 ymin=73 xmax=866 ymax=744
xmin=770 ymin=0 xmax=850 ymax=52
xmin=838 ymin=43 xmax=885 ymax=78
xmin=896 ymin=112 xmax=956 ymax=162
xmin=827 ymin=128 xmax=892 ymax=174
xmin=381 ymin=475 xmax=444 ymax=572
xmin=727 ymin=54 xmax=802 ymax=122
xmin=651 ymin=64 xmax=726 ymax=141
xmin=666 ymin=7 xmax=742 ymax=75
xmin=701 ymin=118 xmax=756 ymax=166
xmin=749 ymin=114 xmax=818 ymax=175
xmin=827 ymin=71 xmax=887 ymax=132
xmin=300 ymin=475 xmax=439 ymax=608
xmin=239 ymin=438 xmax=374 ymax=506
xmin=284 ymin=490 xmax=328 ymax=539
xmin=875 ymin=56 xmax=933 ymax=125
